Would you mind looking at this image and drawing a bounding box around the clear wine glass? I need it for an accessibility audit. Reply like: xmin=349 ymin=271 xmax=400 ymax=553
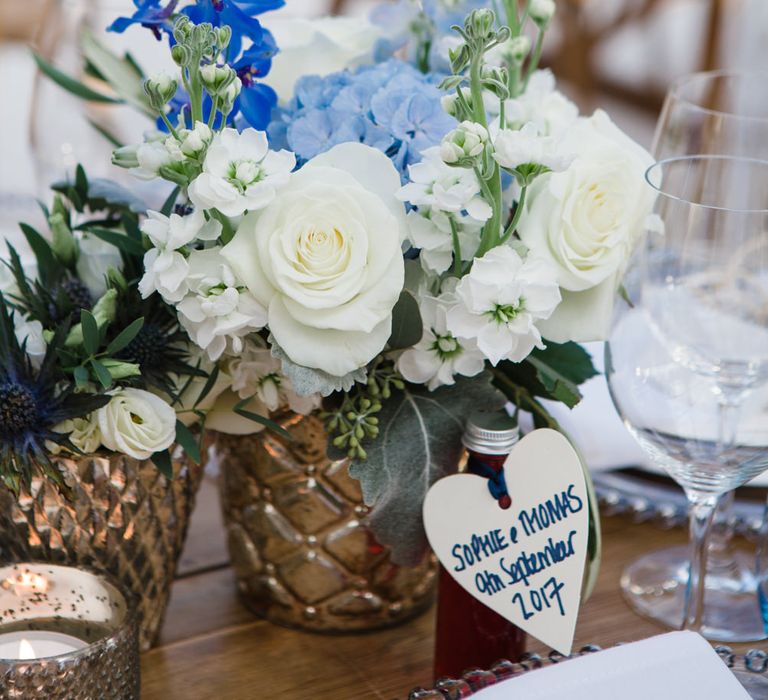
xmin=606 ymin=154 xmax=768 ymax=636
xmin=622 ymin=70 xmax=768 ymax=642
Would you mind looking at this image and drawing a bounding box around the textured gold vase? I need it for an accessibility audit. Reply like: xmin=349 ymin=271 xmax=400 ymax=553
xmin=217 ymin=413 xmax=437 ymax=632
xmin=0 ymin=444 xmax=203 ymax=650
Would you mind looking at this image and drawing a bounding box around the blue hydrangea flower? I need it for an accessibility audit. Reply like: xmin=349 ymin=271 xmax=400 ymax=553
xmin=268 ymin=60 xmax=455 ymax=181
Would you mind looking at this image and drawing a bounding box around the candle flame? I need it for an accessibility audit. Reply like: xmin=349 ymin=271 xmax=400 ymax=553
xmin=18 ymin=639 xmax=36 ymax=660
xmin=2 ymin=571 xmax=49 ymax=596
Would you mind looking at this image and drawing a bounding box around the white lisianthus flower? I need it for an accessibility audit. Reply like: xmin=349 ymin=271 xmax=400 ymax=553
xmin=405 ymin=210 xmax=480 ymax=275
xmin=504 ymin=70 xmax=578 ymax=137
xmin=493 ymin=123 xmax=574 ymax=173
xmin=222 ymin=143 xmax=407 ymax=378
xmin=446 ymin=246 xmax=561 ymax=365
xmin=55 ymin=415 xmax=102 ymax=454
xmin=97 ymin=388 xmax=176 ymax=460
xmin=228 ymin=338 xmax=321 ymax=415
xmin=263 ymin=16 xmax=384 ymax=103
xmin=13 ymin=312 xmax=46 ymax=368
xmin=396 ymin=290 xmax=485 ymax=390
xmin=188 ymin=128 xmax=296 ymax=217
xmin=440 ymin=121 xmax=489 ymax=164
xmin=518 ymin=109 xmax=655 ymax=342
xmin=76 ymin=232 xmax=123 ymax=298
xmin=177 ymin=248 xmax=267 ymax=362
xmin=398 ymin=147 xmax=492 ymax=222
xmin=139 ymin=210 xmax=221 ymax=303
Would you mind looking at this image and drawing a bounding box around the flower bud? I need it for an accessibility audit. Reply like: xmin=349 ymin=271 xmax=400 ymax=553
xmin=144 ymin=72 xmax=178 ymax=110
xmin=105 ymin=267 xmax=128 ymax=293
xmin=530 ymin=0 xmax=556 ymax=27
xmin=440 ymin=121 xmax=489 ymax=165
xmin=180 ymin=121 xmax=213 ymax=157
xmin=441 ymin=93 xmax=459 ymax=117
xmin=214 ymin=26 xmax=232 ymax=50
xmin=200 ymin=64 xmax=237 ymax=97
xmin=112 ymin=144 xmax=140 ymax=169
xmin=508 ymin=35 xmax=531 ymax=63
xmin=219 ymin=76 xmax=242 ymax=113
xmin=171 ymin=44 xmax=191 ymax=67
xmin=466 ymin=8 xmax=496 ymax=40
xmin=101 ymin=358 xmax=141 ymax=380
xmin=49 ymin=213 xmax=78 ymax=267
xmin=92 ymin=289 xmax=118 ymax=327
xmin=172 ymin=15 xmax=192 ymax=44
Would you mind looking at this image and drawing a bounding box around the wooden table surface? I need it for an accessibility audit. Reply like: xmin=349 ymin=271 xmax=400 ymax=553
xmin=142 ymin=474 xmax=766 ymax=699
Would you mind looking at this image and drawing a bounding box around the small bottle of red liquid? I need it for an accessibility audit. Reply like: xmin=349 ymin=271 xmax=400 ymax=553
xmin=433 ymin=411 xmax=526 ymax=680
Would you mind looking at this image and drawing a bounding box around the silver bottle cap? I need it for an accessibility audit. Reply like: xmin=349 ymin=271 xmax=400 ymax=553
xmin=461 ymin=410 xmax=520 ymax=455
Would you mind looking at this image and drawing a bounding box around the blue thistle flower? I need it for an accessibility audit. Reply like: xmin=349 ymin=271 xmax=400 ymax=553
xmin=0 ymin=296 xmax=109 ymax=494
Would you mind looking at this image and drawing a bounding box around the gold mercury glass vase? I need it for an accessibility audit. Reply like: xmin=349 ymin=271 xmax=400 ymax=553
xmin=216 ymin=412 xmax=437 ymax=632
xmin=0 ymin=443 xmax=203 ymax=650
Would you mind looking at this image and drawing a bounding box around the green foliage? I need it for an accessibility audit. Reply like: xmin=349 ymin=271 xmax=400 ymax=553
xmin=346 ymin=373 xmax=506 ymax=565
xmin=387 ymin=290 xmax=423 ymax=350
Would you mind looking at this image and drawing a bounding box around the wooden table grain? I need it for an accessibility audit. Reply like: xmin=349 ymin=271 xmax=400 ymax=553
xmin=143 ymin=476 xmax=766 ymax=699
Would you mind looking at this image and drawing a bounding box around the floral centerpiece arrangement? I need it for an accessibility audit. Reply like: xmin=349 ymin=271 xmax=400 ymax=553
xmin=32 ymin=0 xmax=655 ymax=579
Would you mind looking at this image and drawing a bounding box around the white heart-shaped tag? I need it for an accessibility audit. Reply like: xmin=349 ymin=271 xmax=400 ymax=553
xmin=423 ymin=429 xmax=588 ymax=655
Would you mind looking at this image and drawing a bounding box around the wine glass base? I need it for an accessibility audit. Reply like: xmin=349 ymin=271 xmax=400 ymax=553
xmin=621 ymin=545 xmax=767 ymax=642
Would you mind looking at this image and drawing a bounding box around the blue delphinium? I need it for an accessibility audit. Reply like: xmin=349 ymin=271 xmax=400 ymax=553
xmin=268 ymin=60 xmax=455 ymax=181
xmin=109 ymin=0 xmax=281 ymax=130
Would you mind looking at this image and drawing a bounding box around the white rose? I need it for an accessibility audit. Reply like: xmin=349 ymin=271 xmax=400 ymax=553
xmin=262 ymin=16 xmax=384 ymax=102
xmin=222 ymin=143 xmax=407 ymax=378
xmin=518 ymin=110 xmax=655 ymax=342
xmin=97 ymin=388 xmax=177 ymax=460
xmin=76 ymin=232 xmax=123 ymax=298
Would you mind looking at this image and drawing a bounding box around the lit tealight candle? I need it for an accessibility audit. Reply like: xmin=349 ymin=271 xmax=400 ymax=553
xmin=0 ymin=631 xmax=88 ymax=660
xmin=2 ymin=570 xmax=49 ymax=596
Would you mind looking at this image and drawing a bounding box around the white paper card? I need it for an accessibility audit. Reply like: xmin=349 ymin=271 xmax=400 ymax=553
xmin=471 ymin=631 xmax=751 ymax=700
xmin=423 ymin=429 xmax=588 ymax=654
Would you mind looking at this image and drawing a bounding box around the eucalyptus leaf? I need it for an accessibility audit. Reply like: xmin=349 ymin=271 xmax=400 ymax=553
xmin=81 ymin=310 xmax=100 ymax=356
xmin=87 ymin=118 xmax=124 ymax=148
xmin=105 ymin=319 xmax=144 ymax=356
xmin=348 ymin=372 xmax=506 ymax=566
xmin=270 ymin=337 xmax=367 ymax=397
xmin=174 ymin=420 xmax=201 ymax=464
xmin=152 ymin=449 xmax=174 ymax=479
xmin=81 ymin=31 xmax=154 ymax=116
xmin=86 ymin=227 xmax=145 ymax=257
xmin=387 ymin=290 xmax=423 ymax=350
xmin=32 ymin=52 xmax=123 ymax=104
xmin=90 ymin=358 xmax=113 ymax=389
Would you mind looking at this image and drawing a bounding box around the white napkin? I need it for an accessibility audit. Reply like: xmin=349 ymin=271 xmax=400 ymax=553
xmin=472 ymin=631 xmax=750 ymax=700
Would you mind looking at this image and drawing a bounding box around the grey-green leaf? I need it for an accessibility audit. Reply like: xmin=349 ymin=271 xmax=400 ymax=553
xmin=348 ymin=372 xmax=506 ymax=566
xmin=387 ymin=290 xmax=423 ymax=350
xmin=32 ymin=52 xmax=123 ymax=104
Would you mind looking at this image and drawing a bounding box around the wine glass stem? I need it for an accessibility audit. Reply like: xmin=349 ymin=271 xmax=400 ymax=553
xmin=683 ymin=497 xmax=717 ymax=632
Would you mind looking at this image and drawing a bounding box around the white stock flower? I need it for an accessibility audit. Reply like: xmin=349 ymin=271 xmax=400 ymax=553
xmin=76 ymin=232 xmax=123 ymax=298
xmin=446 ymin=246 xmax=561 ymax=365
xmin=493 ymin=123 xmax=574 ymax=173
xmin=55 ymin=415 xmax=102 ymax=454
xmin=177 ymin=248 xmax=268 ymax=362
xmin=228 ymin=338 xmax=320 ymax=415
xmin=222 ymin=143 xmax=407 ymax=378
xmin=440 ymin=121 xmax=489 ymax=164
xmin=405 ymin=210 xmax=480 ymax=275
xmin=263 ymin=16 xmax=383 ymax=102
xmin=139 ymin=210 xmax=221 ymax=303
xmin=504 ymin=70 xmax=578 ymax=137
xmin=188 ymin=128 xmax=296 ymax=217
xmin=396 ymin=291 xmax=485 ymax=391
xmin=97 ymin=388 xmax=176 ymax=460
xmin=518 ymin=109 xmax=654 ymax=342
xmin=13 ymin=313 xmax=46 ymax=368
xmin=127 ymin=131 xmax=182 ymax=180
xmin=177 ymin=121 xmax=213 ymax=158
xmin=398 ymin=147 xmax=492 ymax=222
